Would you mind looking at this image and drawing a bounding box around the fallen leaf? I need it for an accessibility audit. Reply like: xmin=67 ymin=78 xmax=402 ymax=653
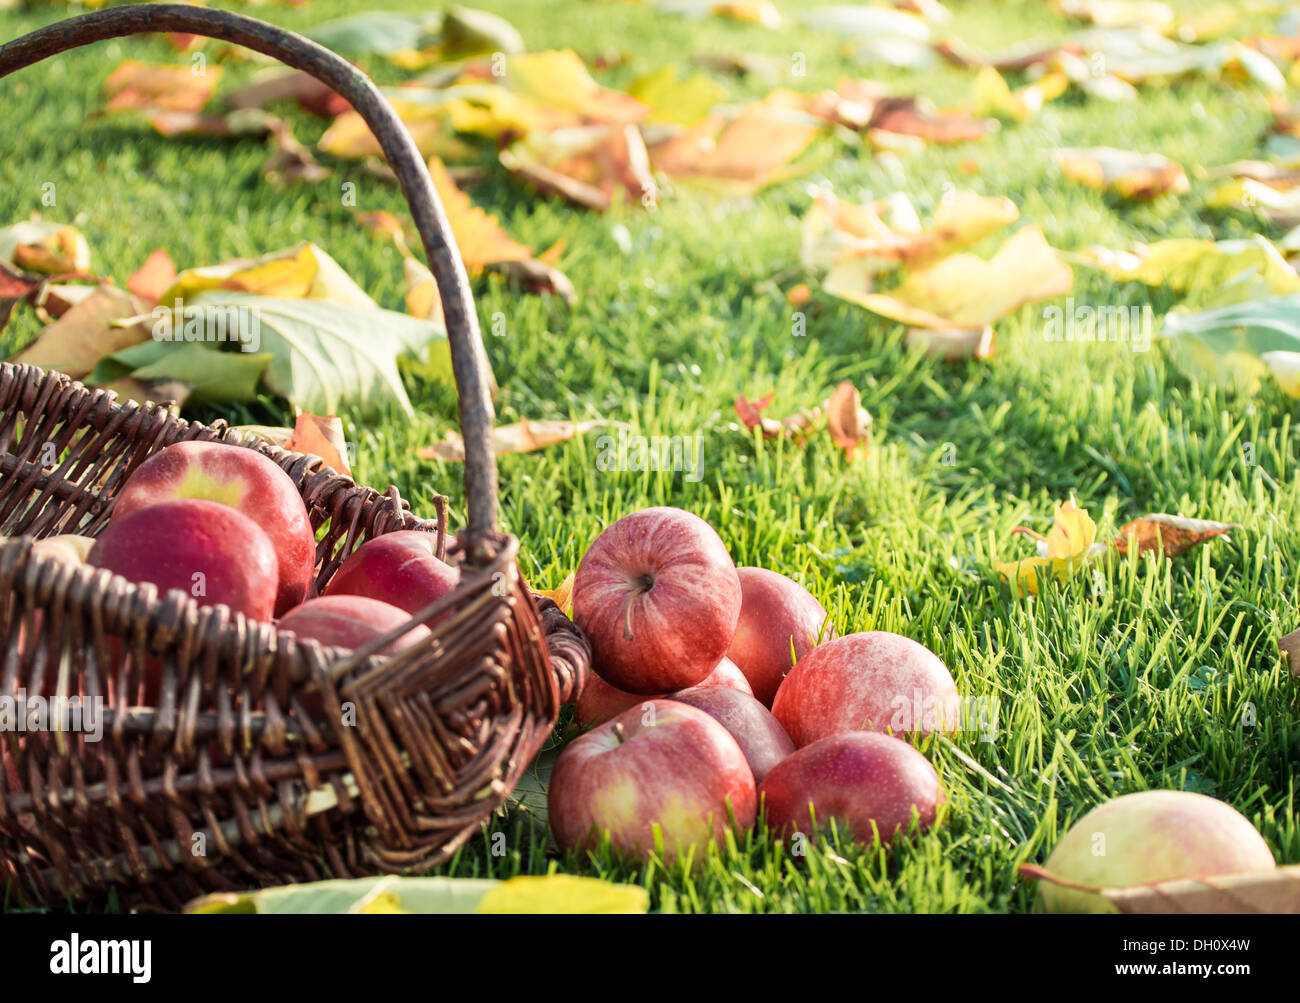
xmin=502 ymin=50 xmax=648 ymax=124
xmin=971 ymin=65 xmax=1067 ymax=121
xmin=8 ymin=285 xmax=152 ymax=378
xmin=1083 ymin=236 xmax=1300 ymax=302
xmin=1162 ymin=293 xmax=1300 ymax=395
xmin=1112 ymin=514 xmax=1237 ymax=558
xmin=126 ymin=248 xmax=177 ymax=304
xmin=0 ymin=221 xmax=91 ymax=275
xmin=162 ymin=242 xmax=378 ymax=309
xmin=628 ymin=65 xmax=727 ymax=126
xmin=1019 ymin=862 xmax=1300 ymax=914
xmin=649 ymin=103 xmax=822 ymax=193
xmin=825 ymin=381 xmax=871 ymax=460
xmin=0 ymin=262 xmax=44 ymax=334
xmin=289 ymin=412 xmax=351 ymax=476
xmin=867 ymin=95 xmax=990 ymax=144
xmin=501 ymin=124 xmax=655 ymax=212
xmin=734 ymin=391 xmax=820 ymax=442
xmin=418 ymin=419 xmax=603 ymax=462
xmin=1262 ymin=350 xmax=1300 ymax=396
xmin=827 ymin=224 xmax=1073 ymax=329
xmin=225 ymin=68 xmax=350 ymax=118
xmin=536 ymin=572 xmax=575 ymax=614
xmin=996 ymin=498 xmax=1102 ymax=596
xmin=1057 ymin=146 xmax=1189 ymax=199
xmin=103 ymin=60 xmax=221 ymax=113
xmin=87 ymin=340 xmax=273 ymax=406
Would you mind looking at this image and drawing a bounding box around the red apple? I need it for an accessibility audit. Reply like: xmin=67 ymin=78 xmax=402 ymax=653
xmin=113 ymin=440 xmax=315 ymax=616
xmin=772 ymin=631 xmax=960 ymax=747
xmin=572 ymin=507 xmax=741 ymax=694
xmin=574 ymin=656 xmax=752 ymax=727
xmin=668 ymin=685 xmax=795 ymax=783
xmin=1038 ymin=791 xmax=1277 ymax=914
xmin=548 ymin=699 xmax=756 ymax=862
xmin=278 ymin=595 xmax=431 ymax=656
xmin=727 ymin=567 xmax=833 ymax=706
xmin=324 ymin=530 xmax=458 ymax=622
xmin=89 ymin=498 xmax=279 ymax=622
xmin=759 ymin=732 xmax=944 ymax=845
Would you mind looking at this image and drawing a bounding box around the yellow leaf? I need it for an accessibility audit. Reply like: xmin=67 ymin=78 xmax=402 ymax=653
xmin=318 ymin=100 xmax=475 ymax=162
xmin=475 ymin=875 xmax=649 ymax=914
xmin=161 ymin=242 xmax=376 ymax=308
xmin=427 ymin=157 xmax=533 ymax=273
xmin=628 ymin=65 xmax=727 ymax=125
xmin=971 ymin=66 xmax=1066 ymax=121
xmin=1084 ymin=237 xmax=1300 ymax=300
xmin=504 ymin=50 xmax=648 ymax=124
xmin=538 ymin=572 xmax=575 ymax=614
xmin=1262 ymin=351 xmax=1300 ymax=397
xmin=1044 ymin=498 xmax=1097 ymax=558
xmin=1056 ymin=147 xmax=1189 ymax=199
xmin=995 ymin=499 xmax=1099 ymax=596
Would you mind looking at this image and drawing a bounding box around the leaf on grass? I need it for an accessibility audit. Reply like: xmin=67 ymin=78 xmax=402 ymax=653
xmin=318 ymin=100 xmax=475 ymax=162
xmin=263 ymin=120 xmax=332 ymax=187
xmin=1083 ymin=236 xmax=1300 ymax=302
xmin=971 ymin=65 xmax=1067 ymax=121
xmin=1019 ymin=862 xmax=1300 ymax=914
xmin=826 ymin=381 xmax=871 ymax=460
xmin=427 ymin=156 xmax=533 ymax=273
xmin=305 ymin=12 xmax=434 ymax=57
xmin=734 ymin=391 xmax=820 ymax=442
xmin=1208 ymin=176 xmax=1300 ymax=229
xmin=289 ymin=412 xmax=351 ymax=476
xmin=1056 ymin=147 xmax=1189 ymax=199
xmin=476 ymin=874 xmax=649 ymax=914
xmin=1162 ymin=294 xmax=1300 ymax=395
xmin=418 ymin=419 xmax=602 ymax=462
xmin=126 ymin=248 xmax=177 ymax=304
xmin=501 ymin=50 xmax=648 ymax=124
xmin=658 ymin=0 xmax=782 ymax=29
xmin=500 ymin=124 xmax=655 ymax=212
xmin=225 ymin=69 xmax=350 ymax=118
xmin=826 ymin=224 xmax=1072 ymax=329
xmin=186 ymin=290 xmax=446 ymax=418
xmin=628 ymin=65 xmax=727 ymax=125
xmin=8 ymin=286 xmax=151 ymax=378
xmin=0 ymin=221 xmax=91 ymax=275
xmin=537 ymin=572 xmax=575 ymax=614
xmin=0 ymin=262 xmax=45 ymax=335
xmin=649 ymin=103 xmax=823 ymax=193
xmin=103 ymin=60 xmax=221 ymax=113
xmin=1112 ymin=514 xmax=1236 ymax=558
xmin=866 ymin=95 xmax=990 ymax=144
xmin=162 ymin=242 xmax=378 ymax=309
xmin=88 ymin=340 xmax=273 ymax=406
xmin=996 ymin=498 xmax=1101 ymax=596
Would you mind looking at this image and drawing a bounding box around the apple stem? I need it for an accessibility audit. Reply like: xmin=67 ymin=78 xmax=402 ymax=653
xmin=612 ymin=722 xmax=626 ymax=745
xmin=621 ymin=575 xmax=653 ymax=641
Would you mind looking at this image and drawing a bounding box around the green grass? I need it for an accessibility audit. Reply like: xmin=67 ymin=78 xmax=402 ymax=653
xmin=2 ymin=0 xmax=1299 ymax=913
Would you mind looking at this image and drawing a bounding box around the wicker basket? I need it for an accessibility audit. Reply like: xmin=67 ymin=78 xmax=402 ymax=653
xmin=0 ymin=5 xmax=589 ymax=910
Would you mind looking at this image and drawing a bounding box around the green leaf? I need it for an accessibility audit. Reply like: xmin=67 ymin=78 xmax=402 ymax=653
xmin=441 ymin=5 xmax=525 ymax=59
xmin=189 ymin=291 xmax=446 ymax=418
xmin=87 ymin=340 xmax=272 ymax=405
xmin=1163 ymin=294 xmax=1300 ymax=394
xmin=306 ymin=12 xmax=437 ymax=56
xmin=475 ymin=875 xmax=650 ymax=914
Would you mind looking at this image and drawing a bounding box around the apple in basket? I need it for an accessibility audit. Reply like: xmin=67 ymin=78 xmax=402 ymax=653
xmin=324 ymin=530 xmax=459 ymax=623
xmin=278 ymin=595 xmax=432 ymax=656
xmin=727 ymin=567 xmax=834 ymax=707
xmin=574 ymin=656 xmax=752 ymax=727
xmin=759 ymin=732 xmax=944 ymax=845
xmin=112 ymin=440 xmax=316 ymax=616
xmin=548 ymin=699 xmax=756 ymax=863
xmin=572 ymin=507 xmax=742 ymax=694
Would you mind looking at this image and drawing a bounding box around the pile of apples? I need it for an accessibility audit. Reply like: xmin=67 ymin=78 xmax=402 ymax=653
xmin=550 ymin=505 xmax=961 ymax=862
xmin=33 ymin=440 xmax=458 ymax=699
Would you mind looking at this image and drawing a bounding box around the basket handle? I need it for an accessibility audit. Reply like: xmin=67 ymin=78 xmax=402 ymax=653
xmin=0 ymin=4 xmax=502 ymax=559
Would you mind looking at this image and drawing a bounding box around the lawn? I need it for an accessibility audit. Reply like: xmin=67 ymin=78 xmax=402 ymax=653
xmin=1 ymin=0 xmax=1298 ymax=913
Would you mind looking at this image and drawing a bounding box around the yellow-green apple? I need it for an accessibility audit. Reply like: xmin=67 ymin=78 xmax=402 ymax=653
xmin=323 ymin=530 xmax=458 ymax=621
xmin=572 ymin=507 xmax=741 ymax=694
xmin=668 ymin=685 xmax=795 ymax=783
xmin=278 ymin=595 xmax=432 ymax=656
xmin=89 ymin=498 xmax=279 ymax=622
xmin=772 ymin=631 xmax=959 ymax=747
xmin=574 ymin=656 xmax=752 ymax=727
xmin=113 ymin=441 xmax=315 ymax=615
xmin=1038 ymin=791 xmax=1277 ymax=914
xmin=759 ymin=731 xmax=944 ymax=844
xmin=548 ymin=699 xmax=756 ymax=862
xmin=727 ymin=567 xmax=833 ymax=706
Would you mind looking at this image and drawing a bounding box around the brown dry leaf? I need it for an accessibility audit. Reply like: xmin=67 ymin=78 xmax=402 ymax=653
xmin=103 ymin=60 xmax=221 ymax=113
xmin=489 ymin=258 xmax=578 ymax=305
xmin=734 ymin=391 xmax=819 ymax=442
xmin=1112 ymin=514 xmax=1236 ymax=558
xmin=649 ymin=103 xmax=821 ymax=193
xmin=826 ymin=381 xmax=871 ymax=460
xmin=867 ymin=95 xmax=990 ymax=144
xmin=126 ymin=248 xmax=177 ymax=304
xmin=1278 ymin=627 xmax=1300 ymax=679
xmin=500 ymin=124 xmax=655 ymax=212
xmin=1057 ymin=147 xmax=1190 ymax=200
xmin=9 ymin=286 xmax=152 ymax=379
xmin=537 ymin=572 xmax=575 ymax=615
xmin=264 ymin=120 xmax=331 ymax=187
xmin=225 ymin=69 xmax=350 ymax=118
xmin=96 ymin=376 xmax=189 ymax=413
xmin=1019 ymin=863 xmax=1300 ymax=914
xmin=0 ymin=221 xmax=92 ymax=275
xmin=0 ymin=262 xmax=44 ymax=334
xmin=418 ymin=419 xmax=603 ymax=462
xmin=288 ymin=412 xmax=351 ymax=476
xmin=906 ymin=325 xmax=995 ymax=360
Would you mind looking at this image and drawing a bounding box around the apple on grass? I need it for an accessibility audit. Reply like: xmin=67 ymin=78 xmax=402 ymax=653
xmin=772 ymin=631 xmax=960 ymax=747
xmin=548 ymin=699 xmax=756 ymax=863
xmin=759 ymin=731 xmax=944 ymax=845
xmin=668 ymin=685 xmax=794 ymax=784
xmin=574 ymin=656 xmax=752 ymax=727
xmin=324 ymin=530 xmax=458 ymax=623
xmin=572 ymin=507 xmax=741 ymax=694
xmin=727 ymin=567 xmax=833 ymax=706
xmin=1037 ymin=791 xmax=1277 ymax=914
xmin=113 ymin=440 xmax=316 ymax=616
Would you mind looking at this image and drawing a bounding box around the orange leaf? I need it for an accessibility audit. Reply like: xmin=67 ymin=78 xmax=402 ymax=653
xmin=1112 ymin=514 xmax=1236 ymax=558
xmin=103 ymin=60 xmax=221 ymax=113
xmin=537 ymin=572 xmax=575 ymax=615
xmin=427 ymin=157 xmax=533 ymax=274
xmin=126 ymin=248 xmax=177 ymax=304
xmin=288 ymin=413 xmax=351 ymax=477
xmin=650 ymin=104 xmax=820 ymax=192
xmin=418 ymin=419 xmax=602 ymax=462
xmin=825 ymin=381 xmax=871 ymax=459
